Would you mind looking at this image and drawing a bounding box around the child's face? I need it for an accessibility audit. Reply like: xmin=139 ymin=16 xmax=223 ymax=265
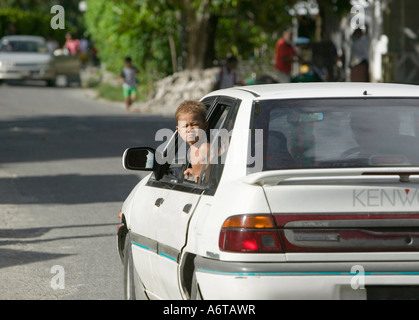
xmin=176 ymin=112 xmax=208 ymax=144
xmin=227 ymin=61 xmax=237 ymax=70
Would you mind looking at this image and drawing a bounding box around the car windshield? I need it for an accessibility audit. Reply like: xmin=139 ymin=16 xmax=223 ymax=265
xmin=0 ymin=40 xmax=48 ymax=53
xmin=248 ymin=98 xmax=419 ymax=172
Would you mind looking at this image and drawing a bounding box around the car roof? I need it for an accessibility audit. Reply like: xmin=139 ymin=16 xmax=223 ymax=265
xmin=1 ymin=35 xmax=46 ymax=43
xmin=210 ymin=82 xmax=419 ymax=100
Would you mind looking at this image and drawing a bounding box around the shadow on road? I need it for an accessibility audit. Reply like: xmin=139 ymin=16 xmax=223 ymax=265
xmin=0 ymin=114 xmax=175 ymax=205
xmin=0 ymin=222 xmax=116 ymax=239
xmin=0 ymin=174 xmax=141 ymax=204
xmin=0 ymin=114 xmax=175 ymax=164
xmin=0 ymin=248 xmax=72 ymax=269
xmin=0 ymin=113 xmax=171 ymax=273
xmin=0 ymin=223 xmax=117 ymax=269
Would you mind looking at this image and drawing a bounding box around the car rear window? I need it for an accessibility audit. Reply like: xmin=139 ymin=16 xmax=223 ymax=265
xmin=248 ymin=98 xmax=419 ymax=172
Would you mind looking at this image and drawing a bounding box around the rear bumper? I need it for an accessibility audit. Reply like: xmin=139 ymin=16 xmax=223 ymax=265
xmin=194 ymin=256 xmax=419 ymax=300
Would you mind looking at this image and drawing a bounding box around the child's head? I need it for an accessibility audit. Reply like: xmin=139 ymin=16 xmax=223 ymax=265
xmin=124 ymin=56 xmax=132 ymax=66
xmin=65 ymin=32 xmax=73 ymax=40
xmin=226 ymin=56 xmax=238 ymax=71
xmin=175 ymin=100 xmax=208 ymax=144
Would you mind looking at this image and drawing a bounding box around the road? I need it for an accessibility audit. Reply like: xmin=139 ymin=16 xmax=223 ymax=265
xmin=0 ymin=81 xmax=175 ymax=299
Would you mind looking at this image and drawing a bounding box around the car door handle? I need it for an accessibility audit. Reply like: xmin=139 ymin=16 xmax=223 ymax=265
xmin=183 ymin=203 xmax=193 ymax=214
xmin=154 ymin=198 xmax=165 ymax=207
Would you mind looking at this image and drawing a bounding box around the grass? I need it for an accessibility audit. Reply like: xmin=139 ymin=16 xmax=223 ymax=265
xmin=95 ymin=83 xmax=125 ymax=102
xmin=94 ymin=82 xmax=152 ymax=103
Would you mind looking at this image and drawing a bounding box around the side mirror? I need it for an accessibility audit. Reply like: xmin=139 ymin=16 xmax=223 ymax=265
xmin=122 ymin=147 xmax=156 ymax=171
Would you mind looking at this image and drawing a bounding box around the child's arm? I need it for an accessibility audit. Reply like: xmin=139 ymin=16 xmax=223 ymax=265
xmin=118 ymin=69 xmax=125 ymax=84
xmin=184 ymin=142 xmax=209 ymax=183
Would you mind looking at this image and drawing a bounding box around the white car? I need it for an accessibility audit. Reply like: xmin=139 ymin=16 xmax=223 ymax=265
xmin=118 ymin=82 xmax=419 ymax=300
xmin=0 ymin=35 xmax=56 ymax=86
xmin=0 ymin=35 xmax=81 ymax=87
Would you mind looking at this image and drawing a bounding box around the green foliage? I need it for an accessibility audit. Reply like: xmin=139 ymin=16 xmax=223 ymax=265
xmin=216 ymin=0 xmax=294 ymax=60
xmin=0 ymin=7 xmax=66 ymax=40
xmin=95 ymin=81 xmax=150 ymax=103
xmin=95 ymin=82 xmax=124 ymax=102
xmin=85 ymin=0 xmax=352 ymax=83
xmin=85 ymin=0 xmax=176 ymax=82
xmin=85 ymin=0 xmax=295 ymax=76
xmin=0 ymin=0 xmax=87 ymax=43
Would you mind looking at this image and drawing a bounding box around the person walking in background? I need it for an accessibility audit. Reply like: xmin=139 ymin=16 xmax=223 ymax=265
xmin=350 ymin=27 xmax=370 ymax=82
xmin=214 ymin=56 xmax=238 ymax=90
xmin=274 ymin=28 xmax=298 ymax=83
xmin=119 ymin=57 xmax=139 ymax=113
xmin=79 ymin=35 xmax=90 ymax=66
xmin=46 ymin=36 xmax=59 ymax=54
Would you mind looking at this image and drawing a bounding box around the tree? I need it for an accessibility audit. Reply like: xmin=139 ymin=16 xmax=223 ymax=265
xmin=0 ymin=0 xmax=85 ymax=41
xmin=316 ymin=0 xmax=352 ymax=41
xmin=85 ymin=0 xmax=177 ymax=83
xmin=85 ymin=0 xmax=296 ymax=75
xmin=172 ymin=0 xmax=295 ymax=69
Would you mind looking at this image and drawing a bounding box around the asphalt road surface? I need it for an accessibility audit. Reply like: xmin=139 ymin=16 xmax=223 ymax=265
xmin=0 ymin=81 xmax=175 ymax=299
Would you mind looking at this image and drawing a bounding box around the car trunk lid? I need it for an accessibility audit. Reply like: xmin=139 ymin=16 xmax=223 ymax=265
xmin=243 ymin=169 xmax=419 ymax=253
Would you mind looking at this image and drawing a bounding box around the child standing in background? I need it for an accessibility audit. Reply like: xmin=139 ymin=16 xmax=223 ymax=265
xmin=214 ymin=56 xmax=238 ymax=90
xmin=119 ymin=57 xmax=139 ymax=113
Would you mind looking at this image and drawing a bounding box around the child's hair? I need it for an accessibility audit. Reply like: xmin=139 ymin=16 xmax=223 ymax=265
xmin=124 ymin=56 xmax=132 ymax=63
xmin=226 ymin=56 xmax=237 ymax=64
xmin=175 ymin=100 xmax=207 ymax=122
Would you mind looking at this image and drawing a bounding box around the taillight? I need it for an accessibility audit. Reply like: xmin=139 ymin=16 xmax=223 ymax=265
xmin=219 ymin=215 xmax=283 ymax=253
xmin=221 ymin=213 xmax=419 ymax=253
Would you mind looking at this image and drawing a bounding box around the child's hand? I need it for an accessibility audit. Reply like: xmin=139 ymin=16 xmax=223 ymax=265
xmin=184 ymin=168 xmax=199 ymax=183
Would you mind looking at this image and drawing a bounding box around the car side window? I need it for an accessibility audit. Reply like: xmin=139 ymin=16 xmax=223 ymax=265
xmin=161 ymin=137 xmax=189 ymax=184
xmin=180 ymin=100 xmax=232 ymax=187
xmin=150 ymin=97 xmax=239 ymax=194
xmin=149 ymin=98 xmax=215 ymax=188
xmin=199 ymin=98 xmax=240 ymax=193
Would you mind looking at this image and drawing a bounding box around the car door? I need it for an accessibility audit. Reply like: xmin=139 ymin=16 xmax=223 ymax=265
xmin=129 ymin=130 xmax=203 ymax=299
xmin=147 ymin=97 xmax=239 ymax=299
xmin=128 ymin=98 xmax=213 ymax=299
